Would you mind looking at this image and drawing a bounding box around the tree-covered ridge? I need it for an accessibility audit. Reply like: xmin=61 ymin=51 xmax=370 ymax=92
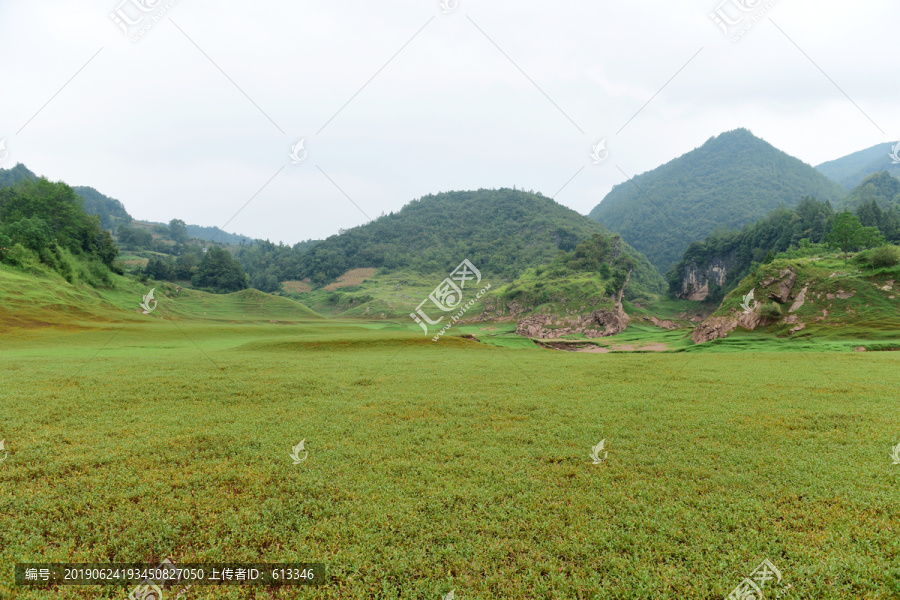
xmin=815 ymin=142 xmax=900 ymax=189
xmin=838 ymin=171 xmax=900 ymax=214
xmin=0 ymin=163 xmax=37 ymax=187
xmin=667 ymin=193 xmax=897 ymax=300
xmin=588 ymin=128 xmax=846 ymax=273
xmin=291 ymin=188 xmax=662 ymax=286
xmin=72 ymin=186 xmax=132 ymax=230
xmin=498 ymin=232 xmax=663 ymax=310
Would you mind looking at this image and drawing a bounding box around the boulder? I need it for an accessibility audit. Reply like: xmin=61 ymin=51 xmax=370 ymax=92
xmin=767 ymin=268 xmax=797 ymax=303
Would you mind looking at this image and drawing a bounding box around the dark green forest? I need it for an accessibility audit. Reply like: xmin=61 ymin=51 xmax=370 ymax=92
xmin=289 ymin=188 xmax=648 ymax=285
xmin=667 ymin=190 xmax=897 ymax=298
xmin=589 ymin=129 xmax=846 ymax=272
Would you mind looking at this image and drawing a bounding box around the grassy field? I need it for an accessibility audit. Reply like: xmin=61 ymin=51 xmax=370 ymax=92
xmin=1 ymin=267 xmax=899 ymax=598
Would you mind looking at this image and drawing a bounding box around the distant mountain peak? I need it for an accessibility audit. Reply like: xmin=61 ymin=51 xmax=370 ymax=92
xmin=588 ymin=129 xmax=846 ymax=272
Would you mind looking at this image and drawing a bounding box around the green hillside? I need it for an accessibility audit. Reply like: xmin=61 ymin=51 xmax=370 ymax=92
xmin=692 ymin=247 xmax=900 ymax=347
xmin=293 ymin=188 xmax=664 ymax=287
xmin=0 ymin=163 xmax=36 ymax=187
xmin=72 ymin=185 xmax=133 ymax=230
xmin=816 ymin=142 xmax=900 ymax=189
xmin=839 ymin=171 xmax=900 ymax=214
xmin=588 ymin=129 xmax=846 ymax=273
xmin=0 ymin=261 xmax=320 ymax=333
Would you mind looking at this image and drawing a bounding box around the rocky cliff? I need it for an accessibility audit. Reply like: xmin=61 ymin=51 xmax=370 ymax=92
xmin=674 ymin=254 xmax=736 ymax=301
xmin=691 ymin=258 xmax=900 ymax=344
xmin=515 ymin=271 xmax=631 ymax=339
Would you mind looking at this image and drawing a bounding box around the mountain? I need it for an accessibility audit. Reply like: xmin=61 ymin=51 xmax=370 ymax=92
xmin=816 ymin=142 xmax=900 ymax=189
xmin=838 ymin=171 xmax=900 ymax=213
xmin=72 ymin=186 xmax=132 ymax=230
xmin=0 ymin=164 xmax=253 ymax=244
xmin=142 ymin=221 xmax=254 ymax=245
xmin=294 ymin=188 xmax=666 ymax=293
xmin=588 ymin=129 xmax=847 ymax=274
xmin=0 ymin=163 xmax=37 ymax=187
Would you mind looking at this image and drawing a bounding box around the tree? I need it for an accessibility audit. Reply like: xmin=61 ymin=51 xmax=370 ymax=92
xmin=2 ymin=217 xmax=52 ymax=252
xmin=117 ymin=226 xmax=153 ymax=249
xmin=145 ymin=257 xmax=175 ymax=281
xmin=169 ymin=219 xmax=189 ymax=244
xmin=191 ymin=247 xmax=248 ymax=293
xmin=827 ymin=212 xmax=885 ymax=258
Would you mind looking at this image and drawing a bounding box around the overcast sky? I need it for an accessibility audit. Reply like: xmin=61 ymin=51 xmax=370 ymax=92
xmin=1 ymin=1 xmax=897 ymax=244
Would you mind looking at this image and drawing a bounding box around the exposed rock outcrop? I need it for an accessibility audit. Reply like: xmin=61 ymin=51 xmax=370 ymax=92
xmin=516 ymin=270 xmax=632 ymax=339
xmin=675 ymin=254 xmax=736 ymax=301
xmin=515 ymin=306 xmax=629 ymax=339
xmin=691 ymin=310 xmax=766 ymax=344
xmin=692 ymin=267 xmax=799 ymax=344
xmin=789 ymin=285 xmax=808 ymax=313
xmin=768 ymin=268 xmax=797 ymax=303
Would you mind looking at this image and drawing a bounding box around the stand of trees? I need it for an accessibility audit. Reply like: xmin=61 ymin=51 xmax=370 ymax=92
xmin=668 ymin=195 xmax=892 ymax=296
xmin=0 ymin=178 xmax=118 ymax=284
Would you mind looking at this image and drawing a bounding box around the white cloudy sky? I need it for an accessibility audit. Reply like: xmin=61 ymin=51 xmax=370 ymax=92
xmin=1 ymin=1 xmax=897 ymax=244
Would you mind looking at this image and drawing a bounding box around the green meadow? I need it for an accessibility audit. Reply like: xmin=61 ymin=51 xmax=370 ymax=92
xmin=1 ymin=268 xmax=899 ymax=599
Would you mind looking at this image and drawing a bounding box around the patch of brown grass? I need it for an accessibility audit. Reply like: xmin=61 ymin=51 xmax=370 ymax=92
xmin=282 ymin=280 xmax=312 ymax=294
xmin=323 ymin=268 xmax=378 ymax=291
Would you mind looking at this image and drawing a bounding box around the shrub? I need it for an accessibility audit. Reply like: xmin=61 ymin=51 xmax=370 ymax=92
xmin=870 ymin=245 xmax=900 ymax=268
xmin=758 ymin=302 xmax=782 ymax=320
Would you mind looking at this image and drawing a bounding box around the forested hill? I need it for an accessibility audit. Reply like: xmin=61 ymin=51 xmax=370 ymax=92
xmin=838 ymin=171 xmax=900 ymax=213
xmin=72 ymin=186 xmax=132 ymax=230
xmin=291 ymin=188 xmax=665 ymax=290
xmin=0 ymin=163 xmax=37 ymax=187
xmin=588 ymin=128 xmax=846 ymax=273
xmin=0 ymin=164 xmax=253 ymax=244
xmin=816 ymin=142 xmax=900 ymax=189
